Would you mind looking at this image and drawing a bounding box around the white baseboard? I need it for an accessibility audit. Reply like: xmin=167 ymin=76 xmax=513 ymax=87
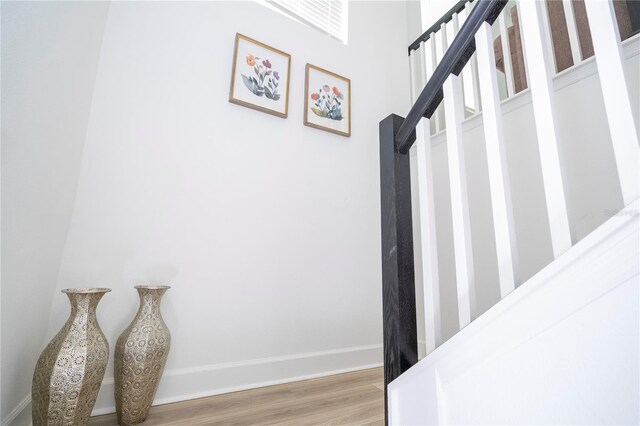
xmin=5 ymin=344 xmax=381 ymax=422
xmin=92 ymin=343 xmax=382 ymax=415
xmin=1 ymin=394 xmax=31 ymax=426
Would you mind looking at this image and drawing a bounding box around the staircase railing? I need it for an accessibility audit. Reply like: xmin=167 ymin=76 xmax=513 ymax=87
xmin=395 ymin=1 xmax=507 ymax=152
xmin=379 ymin=0 xmax=639 ymax=422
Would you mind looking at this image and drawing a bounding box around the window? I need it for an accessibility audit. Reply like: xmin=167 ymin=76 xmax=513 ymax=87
xmin=266 ymin=0 xmax=349 ymax=44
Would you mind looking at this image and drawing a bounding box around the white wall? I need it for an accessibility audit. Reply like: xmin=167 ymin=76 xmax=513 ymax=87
xmin=420 ymin=0 xmax=457 ymax=32
xmin=4 ymin=0 xmax=411 ymax=416
xmin=1 ymin=2 xmax=110 ymax=423
xmin=390 ymin=201 xmax=640 ymax=425
xmin=406 ymin=0 xmax=424 ymax=46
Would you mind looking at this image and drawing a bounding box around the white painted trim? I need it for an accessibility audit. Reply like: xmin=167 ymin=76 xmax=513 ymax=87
xmin=584 ymin=0 xmax=640 ymax=206
xmin=160 ymin=344 xmax=379 ymax=378
xmin=1 ymin=394 xmax=30 ymax=426
xmin=519 ymin=0 xmax=574 ymax=257
xmin=416 ymin=117 xmax=442 ymax=354
xmin=94 ymin=363 xmax=384 ymax=416
xmin=444 ymin=74 xmax=477 ymax=328
xmin=476 ymin=22 xmax=519 ymax=298
xmin=91 ymin=343 xmax=382 ymax=415
xmin=622 ymin=33 xmax=640 ymax=57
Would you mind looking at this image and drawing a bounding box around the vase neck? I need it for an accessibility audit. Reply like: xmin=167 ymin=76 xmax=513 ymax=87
xmin=136 ymin=288 xmax=167 ymax=316
xmin=66 ymin=292 xmax=107 ymax=319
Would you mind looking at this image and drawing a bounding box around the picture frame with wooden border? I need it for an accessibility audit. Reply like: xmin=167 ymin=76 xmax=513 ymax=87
xmin=304 ymin=64 xmax=351 ymax=137
xmin=229 ymin=33 xmax=291 ymax=118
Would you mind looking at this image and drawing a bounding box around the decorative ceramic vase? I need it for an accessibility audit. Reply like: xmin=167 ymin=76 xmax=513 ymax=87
xmin=114 ymin=285 xmax=171 ymax=425
xmin=32 ymin=288 xmax=111 ymax=426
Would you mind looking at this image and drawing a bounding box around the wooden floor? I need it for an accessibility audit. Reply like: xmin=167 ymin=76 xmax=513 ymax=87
xmin=89 ymin=367 xmax=384 ymax=425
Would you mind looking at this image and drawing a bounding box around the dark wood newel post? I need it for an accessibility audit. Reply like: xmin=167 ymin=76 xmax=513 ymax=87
xmin=379 ymin=114 xmax=418 ymax=424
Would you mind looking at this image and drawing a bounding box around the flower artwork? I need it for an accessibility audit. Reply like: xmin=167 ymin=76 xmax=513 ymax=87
xmin=240 ymin=55 xmax=282 ymax=101
xmin=309 ymin=85 xmax=345 ymax=121
xmin=304 ymin=64 xmax=351 ymax=137
xmin=229 ymin=34 xmax=291 ymax=118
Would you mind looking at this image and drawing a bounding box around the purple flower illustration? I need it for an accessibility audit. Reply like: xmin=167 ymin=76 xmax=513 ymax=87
xmin=240 ymin=53 xmax=281 ymax=101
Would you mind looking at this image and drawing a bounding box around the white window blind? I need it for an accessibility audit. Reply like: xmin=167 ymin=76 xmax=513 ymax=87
xmin=267 ymin=0 xmax=348 ymax=43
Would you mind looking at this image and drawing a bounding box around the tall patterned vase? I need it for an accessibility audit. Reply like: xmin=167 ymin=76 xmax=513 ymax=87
xmin=114 ymin=285 xmax=171 ymax=425
xmin=32 ymin=288 xmax=111 ymax=426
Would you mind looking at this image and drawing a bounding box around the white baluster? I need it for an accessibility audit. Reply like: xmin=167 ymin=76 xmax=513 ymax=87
xmin=584 ymin=0 xmax=639 ymax=206
xmin=437 ymin=22 xmax=449 ymax=131
xmin=540 ymin=0 xmax=557 ymax=73
xmin=465 ymin=2 xmax=482 ymax=112
xmin=452 ymin=12 xmax=461 ymax=40
xmin=411 ymin=41 xmax=440 ymax=353
xmin=415 ymin=117 xmax=442 ymax=353
xmin=441 ymin=21 xmax=448 ymax=53
xmin=513 ymin=1 xmax=530 ymax=85
xmin=444 ymin=74 xmax=477 ymax=328
xmin=475 ymin=21 xmax=519 ymax=298
xmin=409 ymin=50 xmax=419 ymax=103
xmin=435 ymin=27 xmax=446 ymax=73
xmin=454 ymin=10 xmax=478 ymax=115
xmin=429 ymin=35 xmax=440 ymax=133
xmin=451 ymin=12 xmax=466 ymax=110
xmin=561 ymin=0 xmax=582 ymax=66
xmin=446 ymin=15 xmax=456 ymax=46
xmin=498 ymin=4 xmax=516 ymax=96
xmin=418 ymin=41 xmax=427 ymax=91
xmin=519 ymin=0 xmax=574 ymax=258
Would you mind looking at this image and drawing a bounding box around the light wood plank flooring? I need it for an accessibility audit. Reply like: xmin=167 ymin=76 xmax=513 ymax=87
xmin=89 ymin=367 xmax=384 ymax=425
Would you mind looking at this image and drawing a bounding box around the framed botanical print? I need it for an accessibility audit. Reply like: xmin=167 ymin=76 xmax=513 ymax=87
xmin=229 ymin=33 xmax=291 ymax=118
xmin=304 ymin=64 xmax=351 ymax=137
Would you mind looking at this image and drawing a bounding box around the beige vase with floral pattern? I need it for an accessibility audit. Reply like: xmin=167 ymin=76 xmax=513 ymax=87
xmin=32 ymin=288 xmax=111 ymax=426
xmin=114 ymin=285 xmax=171 ymax=425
